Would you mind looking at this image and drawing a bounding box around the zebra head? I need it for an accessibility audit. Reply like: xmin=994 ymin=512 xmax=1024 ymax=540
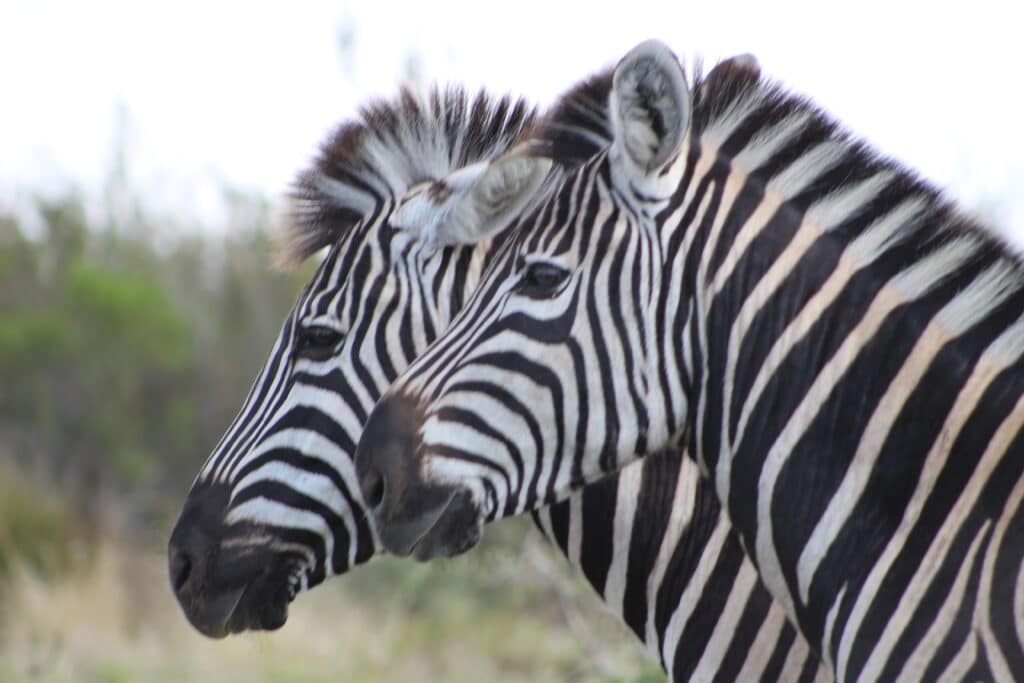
xmin=167 ymin=86 xmax=540 ymax=638
xmin=356 ymin=40 xmax=706 ymax=560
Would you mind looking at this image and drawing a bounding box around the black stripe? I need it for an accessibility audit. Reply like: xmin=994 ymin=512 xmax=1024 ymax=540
xmin=547 ymin=499 xmax=571 ymax=554
xmin=840 ymin=356 xmax=1023 ymax=677
xmin=621 ymin=450 xmax=683 ymax=638
xmin=713 ymin=575 xmax=776 ymax=683
xmin=577 ymin=474 xmax=618 ymax=597
xmin=231 ymin=480 xmax=352 ymax=572
xmin=991 ymin=463 xmax=1024 ymax=674
xmin=704 ymin=173 xmax=766 ymax=281
xmin=756 ymin=624 xmax=799 ymax=683
xmin=652 ymin=472 xmax=722 ymax=649
xmin=670 ymin=525 xmax=747 ymax=681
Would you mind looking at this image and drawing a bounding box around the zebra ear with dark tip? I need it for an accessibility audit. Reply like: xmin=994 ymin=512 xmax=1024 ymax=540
xmin=392 ymin=152 xmax=552 ymax=250
xmin=610 ymin=39 xmax=691 ymax=175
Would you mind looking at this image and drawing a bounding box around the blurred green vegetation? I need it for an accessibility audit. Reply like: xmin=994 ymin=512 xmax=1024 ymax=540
xmin=0 ymin=192 xmax=660 ymax=681
xmin=0 ymin=191 xmax=309 ymax=532
xmin=0 ymin=460 xmax=78 ymax=579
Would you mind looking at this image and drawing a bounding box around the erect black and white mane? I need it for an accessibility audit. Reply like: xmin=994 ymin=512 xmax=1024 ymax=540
xmin=281 ymin=59 xmax=1023 ymax=332
xmin=280 ymin=86 xmax=538 ymax=265
xmin=531 ymin=55 xmax=1024 ymax=307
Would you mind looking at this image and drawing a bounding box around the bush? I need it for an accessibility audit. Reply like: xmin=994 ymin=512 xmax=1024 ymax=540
xmin=0 ymin=459 xmax=81 ymax=580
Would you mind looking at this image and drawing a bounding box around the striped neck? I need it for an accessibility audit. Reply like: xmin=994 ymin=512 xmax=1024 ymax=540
xmin=666 ymin=95 xmax=1024 ymax=672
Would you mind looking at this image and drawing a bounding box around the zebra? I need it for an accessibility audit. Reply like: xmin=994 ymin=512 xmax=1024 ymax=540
xmin=166 ymin=77 xmax=828 ymax=680
xmin=355 ymin=40 xmax=1024 ymax=682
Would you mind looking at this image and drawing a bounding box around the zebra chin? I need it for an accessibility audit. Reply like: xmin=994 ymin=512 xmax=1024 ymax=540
xmin=376 ymin=486 xmax=483 ymax=561
xmin=168 ymin=481 xmax=306 ymax=638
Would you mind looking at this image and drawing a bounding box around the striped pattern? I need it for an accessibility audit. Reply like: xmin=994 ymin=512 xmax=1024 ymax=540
xmin=536 ymin=451 xmax=827 ymax=680
xmin=371 ymin=43 xmax=1024 ymax=681
xmin=191 ymin=85 xmax=536 ymax=591
xmin=176 ymin=81 xmax=824 ymax=679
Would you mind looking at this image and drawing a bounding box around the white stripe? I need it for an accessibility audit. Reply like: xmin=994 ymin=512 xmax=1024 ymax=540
xmin=821 ymin=583 xmax=846 ymax=672
xmin=768 ymin=140 xmax=846 ymax=198
xmin=567 ymin=489 xmax=583 ymax=569
xmin=707 ymin=173 xmax=786 ymax=297
xmin=659 ymin=519 xmax=732 ymax=666
xmin=805 ymin=171 xmax=894 ymax=229
xmin=891 ymin=520 xmax=990 ymax=683
xmin=797 ymin=263 xmax=1022 ymax=603
xmin=753 ymin=238 xmax=981 ymax=625
xmin=734 ymin=600 xmax=791 ymax=681
xmin=936 ymin=633 xmax=979 ymax=683
xmin=848 ymin=392 xmax=1024 ymax=681
xmin=226 ymin=498 xmax=335 ymax=572
xmin=224 ymin=382 xmax=364 ymax=483
xmin=977 ymin=454 xmax=1024 ymax=682
xmin=689 ymin=561 xmax=760 ymax=681
xmin=731 ymin=110 xmax=812 ymax=172
xmin=602 ymin=461 xmax=644 ymax=626
xmin=835 ymin=315 xmax=1024 ymax=678
xmin=645 ymin=457 xmax=699 ymax=651
xmin=313 ymin=172 xmax=377 ymax=217
xmin=717 ymin=209 xmax=820 ymax=508
xmin=698 ymin=85 xmax=768 ymax=153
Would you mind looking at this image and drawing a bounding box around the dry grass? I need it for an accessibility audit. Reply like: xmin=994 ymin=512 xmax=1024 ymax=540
xmin=0 ymin=525 xmax=664 ymax=683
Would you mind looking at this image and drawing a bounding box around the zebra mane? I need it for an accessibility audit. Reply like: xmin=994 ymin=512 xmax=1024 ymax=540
xmin=279 ymin=85 xmax=537 ymax=265
xmin=523 ymin=68 xmax=616 ymax=165
xmin=534 ymin=53 xmax=1024 ymax=304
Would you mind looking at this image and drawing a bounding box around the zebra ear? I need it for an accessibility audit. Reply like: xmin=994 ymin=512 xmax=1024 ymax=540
xmin=393 ymin=154 xmax=552 ymax=249
xmin=716 ymin=53 xmax=760 ymax=74
xmin=610 ymin=40 xmax=691 ymax=175
xmin=391 ymin=160 xmax=491 ymax=243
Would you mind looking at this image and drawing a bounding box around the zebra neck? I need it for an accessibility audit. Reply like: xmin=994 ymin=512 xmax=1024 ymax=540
xmin=670 ymin=133 xmax=1024 ymax=670
xmin=533 ymin=449 xmax=828 ymax=679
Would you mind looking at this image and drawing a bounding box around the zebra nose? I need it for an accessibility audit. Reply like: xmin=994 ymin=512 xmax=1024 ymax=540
xmin=168 ymin=518 xmax=215 ymax=604
xmin=360 ymin=464 xmax=386 ymax=508
xmin=355 ymin=392 xmax=425 ymax=513
xmin=167 ymin=482 xmax=229 ymax=604
xmin=169 ymin=544 xmax=193 ymax=593
xmin=356 ymin=393 xmax=484 ymax=559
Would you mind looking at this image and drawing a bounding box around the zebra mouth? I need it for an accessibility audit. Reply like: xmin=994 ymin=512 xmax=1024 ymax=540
xmin=230 ymin=559 xmax=314 ymax=638
xmin=205 ymin=562 xmax=302 ymax=638
xmin=378 ymin=487 xmax=484 ymax=561
xmin=169 ymin=480 xmax=313 ymax=638
xmin=286 ymin=569 xmax=302 ymax=602
xmin=170 ymin=537 xmax=306 ymax=639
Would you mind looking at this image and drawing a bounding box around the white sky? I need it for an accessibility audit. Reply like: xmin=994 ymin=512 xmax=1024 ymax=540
xmin=1 ymin=0 xmax=1022 ymax=240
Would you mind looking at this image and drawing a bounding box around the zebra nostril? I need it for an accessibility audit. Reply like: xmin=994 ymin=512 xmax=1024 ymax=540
xmin=169 ymin=547 xmax=193 ymax=593
xmin=362 ymin=468 xmax=386 ymax=508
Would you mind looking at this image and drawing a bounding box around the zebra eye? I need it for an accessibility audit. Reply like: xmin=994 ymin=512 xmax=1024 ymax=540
xmin=295 ymin=325 xmax=344 ymax=360
xmin=517 ymin=261 xmax=570 ymax=299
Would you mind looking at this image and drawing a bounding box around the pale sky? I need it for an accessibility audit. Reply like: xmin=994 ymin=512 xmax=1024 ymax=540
xmin=2 ymin=0 xmax=1022 ymax=240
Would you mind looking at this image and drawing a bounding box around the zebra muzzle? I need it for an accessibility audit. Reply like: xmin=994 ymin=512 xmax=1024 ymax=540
xmin=168 ymin=481 xmax=294 ymax=637
xmin=356 ymin=392 xmax=484 ymax=561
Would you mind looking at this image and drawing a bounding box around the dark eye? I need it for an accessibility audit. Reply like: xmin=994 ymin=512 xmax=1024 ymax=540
xmin=517 ymin=261 xmax=571 ymax=299
xmin=295 ymin=325 xmax=344 ymax=361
